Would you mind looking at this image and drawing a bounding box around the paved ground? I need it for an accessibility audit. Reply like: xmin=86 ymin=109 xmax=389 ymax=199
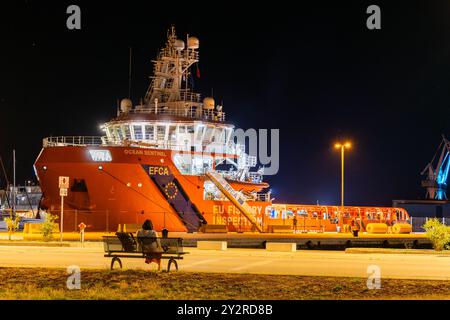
xmin=0 ymin=245 xmax=449 ymax=280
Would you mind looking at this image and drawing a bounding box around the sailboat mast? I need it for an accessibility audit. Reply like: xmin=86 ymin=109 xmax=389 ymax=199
xmin=12 ymin=150 xmax=15 ymax=217
xmin=0 ymin=156 xmax=11 ymax=208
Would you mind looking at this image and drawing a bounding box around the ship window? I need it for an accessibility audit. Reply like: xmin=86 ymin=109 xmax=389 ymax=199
xmin=179 ymin=125 xmax=186 ymax=134
xmin=204 ymin=126 xmax=214 ymax=142
xmin=144 ymin=125 xmax=154 ymax=140
xmin=222 ymin=130 xmax=228 ymax=143
xmin=196 ymin=125 xmax=205 ymax=143
xmin=173 ymin=153 xmax=192 ymax=175
xmin=187 ymin=125 xmax=194 ymax=134
xmin=115 ymin=126 xmax=123 ymax=140
xmin=123 ymin=125 xmax=131 ymax=140
xmin=157 ymin=125 xmax=166 ymax=140
xmin=214 ymin=128 xmax=224 ymax=143
xmin=203 ymin=180 xmax=227 ymax=201
xmin=108 ymin=127 xmax=115 ymax=140
xmin=169 ymin=125 xmax=177 ymax=143
xmin=89 ymin=150 xmax=112 ymax=162
xmin=133 ymin=125 xmax=143 ymax=140
xmin=105 ymin=128 xmax=112 ymax=139
xmin=225 ymin=129 xmax=231 ymax=143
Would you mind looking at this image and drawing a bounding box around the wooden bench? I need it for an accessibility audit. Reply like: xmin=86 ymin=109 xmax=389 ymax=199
xmin=199 ymin=224 xmax=228 ymax=233
xmin=103 ymin=232 xmax=187 ymax=271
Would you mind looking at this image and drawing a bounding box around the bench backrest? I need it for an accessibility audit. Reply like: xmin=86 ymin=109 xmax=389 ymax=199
xmin=103 ymin=235 xmax=184 ymax=255
xmin=115 ymin=232 xmax=137 ymax=252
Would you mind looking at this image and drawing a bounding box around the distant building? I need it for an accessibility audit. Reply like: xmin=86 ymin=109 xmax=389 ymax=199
xmin=392 ymin=199 xmax=450 ymax=218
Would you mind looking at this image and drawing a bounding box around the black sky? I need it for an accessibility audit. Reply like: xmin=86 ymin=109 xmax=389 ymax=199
xmin=1 ymin=1 xmax=450 ymax=206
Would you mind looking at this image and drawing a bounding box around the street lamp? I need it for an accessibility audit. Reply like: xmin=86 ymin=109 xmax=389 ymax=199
xmin=334 ymin=142 xmax=351 ymax=207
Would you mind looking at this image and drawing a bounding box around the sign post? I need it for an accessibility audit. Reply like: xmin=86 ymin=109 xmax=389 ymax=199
xmin=59 ymin=176 xmax=69 ymax=242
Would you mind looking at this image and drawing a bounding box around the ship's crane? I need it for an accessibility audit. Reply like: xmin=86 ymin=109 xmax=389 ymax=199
xmin=421 ymin=135 xmax=450 ymax=200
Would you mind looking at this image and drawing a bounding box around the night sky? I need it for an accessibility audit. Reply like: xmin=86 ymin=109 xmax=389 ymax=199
xmin=1 ymin=1 xmax=450 ymax=206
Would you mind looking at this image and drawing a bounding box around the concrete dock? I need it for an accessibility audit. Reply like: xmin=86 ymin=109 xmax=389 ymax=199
xmin=4 ymin=231 xmax=431 ymax=250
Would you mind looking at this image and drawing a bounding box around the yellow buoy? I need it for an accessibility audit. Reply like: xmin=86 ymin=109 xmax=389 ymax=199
xmin=392 ymin=223 xmax=412 ymax=234
xmin=366 ymin=223 xmax=388 ymax=234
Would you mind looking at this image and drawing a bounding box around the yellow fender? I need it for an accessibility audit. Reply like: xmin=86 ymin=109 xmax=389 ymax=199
xmin=392 ymin=223 xmax=412 ymax=234
xmin=366 ymin=223 xmax=388 ymax=234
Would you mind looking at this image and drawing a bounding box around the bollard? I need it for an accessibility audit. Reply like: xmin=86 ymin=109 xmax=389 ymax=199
xmin=78 ymin=222 xmax=86 ymax=243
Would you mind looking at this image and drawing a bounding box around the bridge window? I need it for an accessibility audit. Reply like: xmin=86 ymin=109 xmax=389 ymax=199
xmin=114 ymin=126 xmax=123 ymax=141
xmin=144 ymin=125 xmax=154 ymax=140
xmin=224 ymin=129 xmax=231 ymax=143
xmin=133 ymin=125 xmax=143 ymax=140
xmin=213 ymin=128 xmax=223 ymax=143
xmin=195 ymin=125 xmax=205 ymax=143
xmin=157 ymin=125 xmax=166 ymax=140
xmin=105 ymin=128 xmax=113 ymax=140
xmin=169 ymin=125 xmax=177 ymax=143
xmin=204 ymin=126 xmax=214 ymax=143
xmin=123 ymin=125 xmax=131 ymax=140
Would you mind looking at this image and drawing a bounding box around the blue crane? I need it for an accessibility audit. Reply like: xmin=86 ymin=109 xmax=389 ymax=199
xmin=421 ymin=136 xmax=450 ymax=200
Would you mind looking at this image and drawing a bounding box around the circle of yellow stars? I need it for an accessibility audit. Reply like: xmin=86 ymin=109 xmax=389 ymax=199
xmin=164 ymin=181 xmax=178 ymax=200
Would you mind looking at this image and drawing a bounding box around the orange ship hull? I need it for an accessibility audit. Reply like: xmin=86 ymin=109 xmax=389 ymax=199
xmin=34 ymin=146 xmax=271 ymax=232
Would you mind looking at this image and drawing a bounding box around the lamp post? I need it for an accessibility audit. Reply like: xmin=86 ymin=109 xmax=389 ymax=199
xmin=334 ymin=142 xmax=351 ymax=207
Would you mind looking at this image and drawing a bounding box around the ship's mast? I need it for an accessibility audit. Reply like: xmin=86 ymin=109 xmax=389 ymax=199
xmin=143 ymin=26 xmax=201 ymax=112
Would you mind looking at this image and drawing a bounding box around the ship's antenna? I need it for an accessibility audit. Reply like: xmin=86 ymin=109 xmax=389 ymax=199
xmin=128 ymin=47 xmax=132 ymax=99
xmin=185 ymin=33 xmax=189 ymax=94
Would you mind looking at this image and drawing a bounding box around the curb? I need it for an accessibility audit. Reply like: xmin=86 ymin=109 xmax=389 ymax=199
xmin=0 ymin=241 xmax=103 ymax=248
xmin=345 ymin=247 xmax=450 ymax=255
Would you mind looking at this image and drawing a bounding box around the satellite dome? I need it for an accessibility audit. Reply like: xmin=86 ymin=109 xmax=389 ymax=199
xmin=174 ymin=39 xmax=185 ymax=51
xmin=203 ymin=97 xmax=215 ymax=110
xmin=187 ymin=37 xmax=199 ymax=49
xmin=120 ymin=98 xmax=132 ymax=113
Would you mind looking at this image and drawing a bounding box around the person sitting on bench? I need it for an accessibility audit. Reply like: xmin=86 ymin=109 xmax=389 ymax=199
xmin=137 ymin=219 xmax=162 ymax=270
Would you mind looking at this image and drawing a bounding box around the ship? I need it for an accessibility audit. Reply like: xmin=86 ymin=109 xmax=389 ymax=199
xmin=34 ymin=27 xmax=410 ymax=233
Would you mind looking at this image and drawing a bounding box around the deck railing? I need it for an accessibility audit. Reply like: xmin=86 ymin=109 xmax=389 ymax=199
xmin=43 ymin=136 xmax=244 ymax=156
xmin=120 ymin=106 xmax=226 ymax=122
xmin=43 ymin=136 xmax=105 ymax=147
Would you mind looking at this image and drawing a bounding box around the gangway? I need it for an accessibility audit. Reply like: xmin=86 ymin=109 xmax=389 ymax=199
xmin=206 ymin=170 xmax=263 ymax=232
